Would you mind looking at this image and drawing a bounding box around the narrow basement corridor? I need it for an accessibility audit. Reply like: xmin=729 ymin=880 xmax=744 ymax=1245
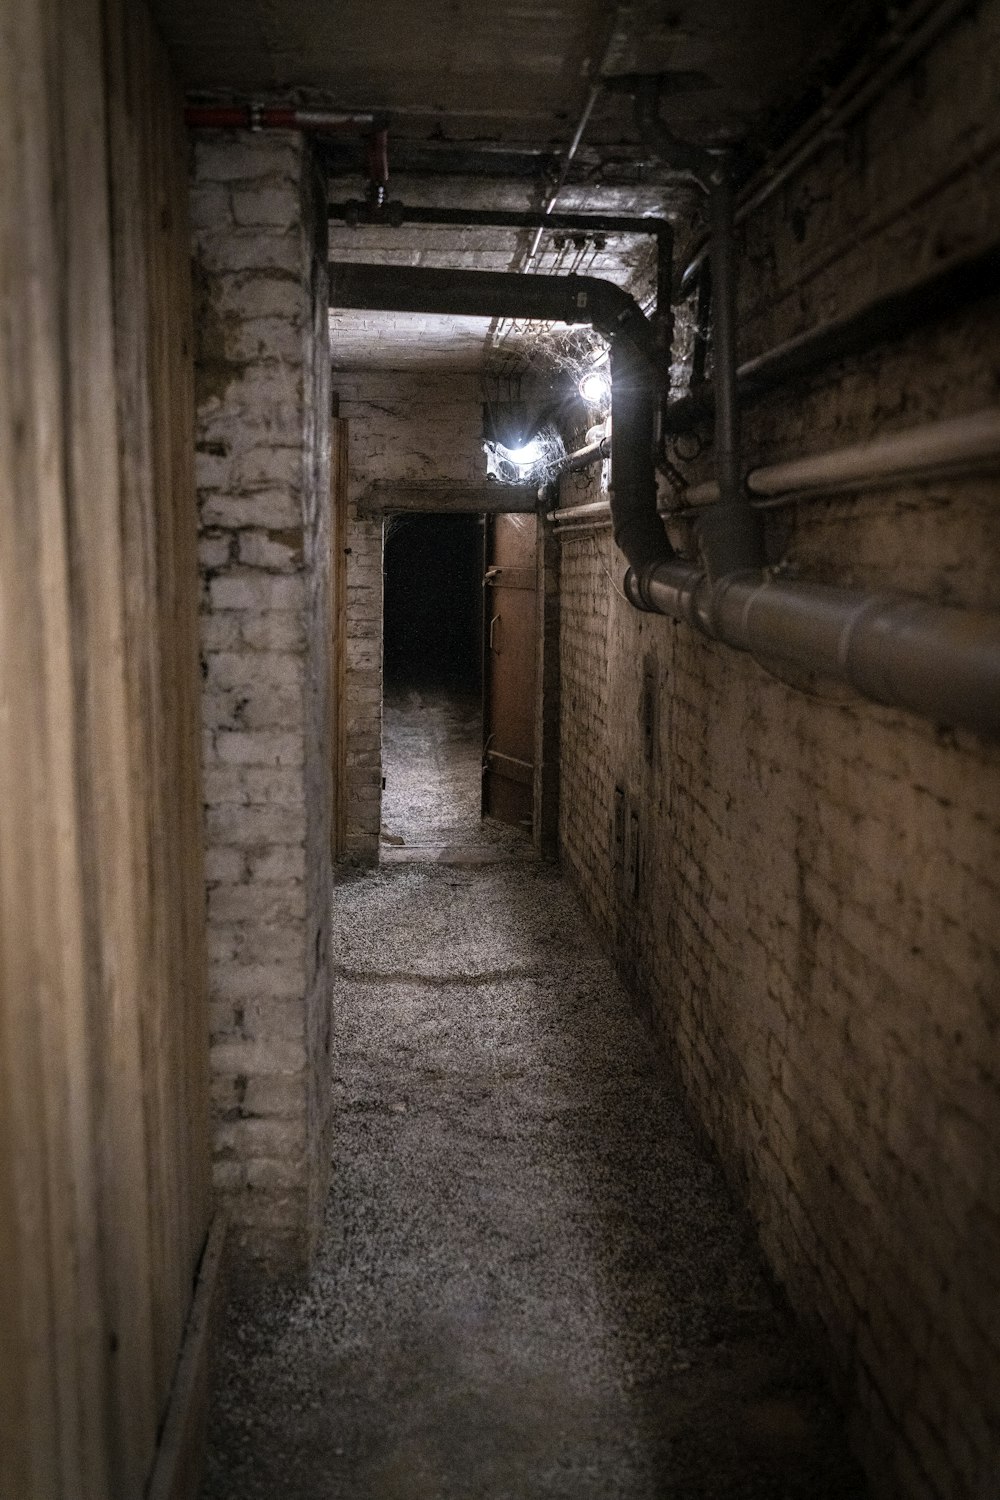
xmin=202 ymin=847 xmax=866 ymax=1499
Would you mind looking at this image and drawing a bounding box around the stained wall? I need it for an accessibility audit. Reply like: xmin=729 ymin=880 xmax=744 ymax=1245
xmin=556 ymin=6 xmax=1000 ymax=1496
xmin=191 ymin=130 xmax=333 ymax=1273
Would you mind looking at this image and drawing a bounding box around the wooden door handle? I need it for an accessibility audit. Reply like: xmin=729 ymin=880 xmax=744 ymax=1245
xmin=489 ymin=613 xmax=503 ymax=653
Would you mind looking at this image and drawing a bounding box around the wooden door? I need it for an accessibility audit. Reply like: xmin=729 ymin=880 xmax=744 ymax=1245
xmin=482 ymin=512 xmax=537 ymax=829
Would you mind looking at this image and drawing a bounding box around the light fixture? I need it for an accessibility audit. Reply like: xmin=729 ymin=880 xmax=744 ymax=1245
xmin=506 ymin=438 xmax=544 ymax=467
xmin=579 ymin=369 xmax=611 ymax=406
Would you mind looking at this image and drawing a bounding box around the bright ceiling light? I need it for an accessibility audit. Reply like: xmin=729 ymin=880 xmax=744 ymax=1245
xmin=506 ymin=438 xmax=544 ymax=467
xmin=579 ymin=370 xmax=611 ymax=405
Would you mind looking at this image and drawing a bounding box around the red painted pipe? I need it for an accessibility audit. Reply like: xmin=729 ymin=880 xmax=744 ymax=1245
xmin=184 ymin=104 xmax=376 ymax=132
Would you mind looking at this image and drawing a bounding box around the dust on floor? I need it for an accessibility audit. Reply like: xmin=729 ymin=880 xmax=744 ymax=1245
xmin=201 ymin=853 xmax=867 ymax=1499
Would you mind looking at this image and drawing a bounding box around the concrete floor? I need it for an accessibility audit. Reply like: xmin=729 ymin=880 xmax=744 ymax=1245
xmin=202 ymin=839 xmax=867 ymax=1498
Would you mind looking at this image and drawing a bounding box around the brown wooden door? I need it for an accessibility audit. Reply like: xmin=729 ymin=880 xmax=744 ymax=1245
xmin=482 ymin=512 xmax=537 ymax=829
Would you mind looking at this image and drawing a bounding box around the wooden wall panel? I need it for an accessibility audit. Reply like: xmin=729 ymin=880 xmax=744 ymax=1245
xmin=0 ymin=0 xmax=211 ymax=1495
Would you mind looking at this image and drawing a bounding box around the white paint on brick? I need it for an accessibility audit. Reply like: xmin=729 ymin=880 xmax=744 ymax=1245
xmin=193 ymin=129 xmax=332 ymax=1275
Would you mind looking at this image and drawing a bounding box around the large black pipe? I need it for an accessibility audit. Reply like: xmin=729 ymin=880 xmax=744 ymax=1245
xmin=331 ymin=204 xmax=675 ymax=375
xmin=696 ymin=158 xmax=763 ymax=577
xmin=329 ymin=263 xmax=673 ymax=571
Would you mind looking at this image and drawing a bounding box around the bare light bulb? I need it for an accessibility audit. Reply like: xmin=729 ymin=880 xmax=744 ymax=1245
xmin=579 ymin=370 xmax=611 ymax=405
xmin=506 ymin=438 xmax=544 ymax=467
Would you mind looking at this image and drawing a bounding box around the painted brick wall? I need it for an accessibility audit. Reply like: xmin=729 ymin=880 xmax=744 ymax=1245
xmin=191 ymin=131 xmax=332 ymax=1274
xmin=331 ymin=369 xmax=487 ymax=861
xmin=558 ymin=7 xmax=1000 ymax=1497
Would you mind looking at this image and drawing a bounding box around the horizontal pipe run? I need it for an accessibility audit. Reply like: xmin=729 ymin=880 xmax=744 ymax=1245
xmin=557 ymin=436 xmax=611 ymax=475
xmin=550 ymin=404 xmax=1000 ymax=524
xmin=681 ymin=405 xmax=1000 ymax=508
xmin=184 ymin=104 xmax=376 ymax=131
xmin=626 ymin=562 xmax=1000 ymax=740
xmin=752 ymin=406 xmax=1000 ymax=497
xmin=679 ymin=0 xmax=974 ymax=292
xmin=328 ymin=262 xmax=652 ymax=347
xmin=329 ymin=202 xmax=672 ymax=238
xmin=547 ymin=500 xmax=612 ymax=524
xmin=666 ymin=239 xmax=1000 ymax=432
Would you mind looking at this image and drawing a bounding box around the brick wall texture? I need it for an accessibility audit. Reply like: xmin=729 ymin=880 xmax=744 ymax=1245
xmin=333 ymin=370 xmax=488 ymax=861
xmin=558 ymin=8 xmax=1000 ymax=1499
xmin=191 ymin=132 xmax=332 ymax=1273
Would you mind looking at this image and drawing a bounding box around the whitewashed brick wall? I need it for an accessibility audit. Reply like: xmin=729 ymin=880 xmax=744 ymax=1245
xmin=191 ymin=131 xmax=332 ymax=1274
xmin=331 ymin=370 xmax=486 ymax=861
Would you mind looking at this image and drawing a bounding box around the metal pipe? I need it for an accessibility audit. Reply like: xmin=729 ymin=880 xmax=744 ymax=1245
xmin=690 ymin=260 xmax=712 ymax=389
xmin=551 ymin=405 xmax=1000 ymax=522
xmin=330 ymin=202 xmax=671 ymax=239
xmin=681 ymin=157 xmax=762 ymax=577
xmin=678 ymin=0 xmax=975 ymax=293
xmin=557 ymin=436 xmax=611 ymax=475
xmin=523 ymin=16 xmax=621 ymax=268
xmin=184 ymin=104 xmax=376 ymax=131
xmin=750 ymin=406 xmax=1000 ymax=498
xmin=665 ymin=238 xmax=1000 ymax=433
xmin=329 ymin=262 xmax=651 ymax=339
xmin=330 ymin=203 xmax=675 ymax=364
xmin=328 ymin=262 xmax=672 ymax=573
xmin=625 ymin=560 xmax=1000 ymax=740
xmin=548 ymin=500 xmax=612 ymax=524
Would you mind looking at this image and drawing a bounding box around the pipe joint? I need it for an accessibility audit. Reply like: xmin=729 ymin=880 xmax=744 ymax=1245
xmin=696 ymin=497 xmax=764 ymax=581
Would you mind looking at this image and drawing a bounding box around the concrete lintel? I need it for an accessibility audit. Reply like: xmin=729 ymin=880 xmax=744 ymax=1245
xmin=359 ymin=483 xmax=538 ymax=517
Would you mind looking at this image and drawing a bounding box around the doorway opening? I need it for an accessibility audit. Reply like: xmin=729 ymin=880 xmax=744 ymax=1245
xmin=381 ymin=512 xmax=486 ymax=853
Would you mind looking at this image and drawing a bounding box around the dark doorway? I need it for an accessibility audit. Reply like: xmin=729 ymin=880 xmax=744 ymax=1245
xmin=383 ymin=512 xmax=482 ymax=691
xmin=381 ymin=513 xmax=485 ymax=853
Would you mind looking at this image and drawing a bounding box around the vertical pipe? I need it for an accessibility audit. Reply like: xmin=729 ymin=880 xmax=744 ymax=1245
xmin=691 ymin=258 xmax=712 ymax=388
xmin=698 ymin=155 xmax=763 ymax=576
xmin=654 ymin=227 xmax=675 ymax=452
xmin=709 ymin=159 xmax=740 ymax=507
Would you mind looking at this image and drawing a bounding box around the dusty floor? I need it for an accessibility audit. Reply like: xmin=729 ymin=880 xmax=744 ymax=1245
xmin=202 ymin=854 xmax=867 ymax=1499
xmin=381 ymin=677 xmax=526 ymax=861
xmin=202 ymin=685 xmax=865 ymax=1497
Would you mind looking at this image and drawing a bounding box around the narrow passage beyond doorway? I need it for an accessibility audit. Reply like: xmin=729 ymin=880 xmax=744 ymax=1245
xmin=381 ymin=511 xmax=527 ymax=859
xmin=202 ymin=852 xmax=866 ymax=1499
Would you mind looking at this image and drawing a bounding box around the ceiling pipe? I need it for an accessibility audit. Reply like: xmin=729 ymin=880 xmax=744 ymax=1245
xmin=329 ymin=202 xmax=675 ymax=381
xmin=328 ymin=262 xmax=673 ymax=574
xmin=624 ymin=561 xmax=1000 ymax=741
xmin=330 ymin=203 xmax=670 ymax=239
xmin=184 ymin=104 xmax=378 ymax=131
xmin=677 ymin=0 xmax=976 ymax=294
xmin=521 ymin=12 xmax=623 ymax=270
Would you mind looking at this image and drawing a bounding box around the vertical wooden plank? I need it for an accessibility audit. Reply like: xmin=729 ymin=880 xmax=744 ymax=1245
xmin=153 ymin=8 xmax=212 ymax=1280
xmin=1 ymin=0 xmax=210 ymax=1493
xmin=331 ymin=418 xmax=349 ymax=859
xmin=58 ymin=0 xmax=159 ymax=1489
xmin=103 ymin=0 xmax=187 ymax=1409
xmin=0 ymin=0 xmax=113 ymax=1493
